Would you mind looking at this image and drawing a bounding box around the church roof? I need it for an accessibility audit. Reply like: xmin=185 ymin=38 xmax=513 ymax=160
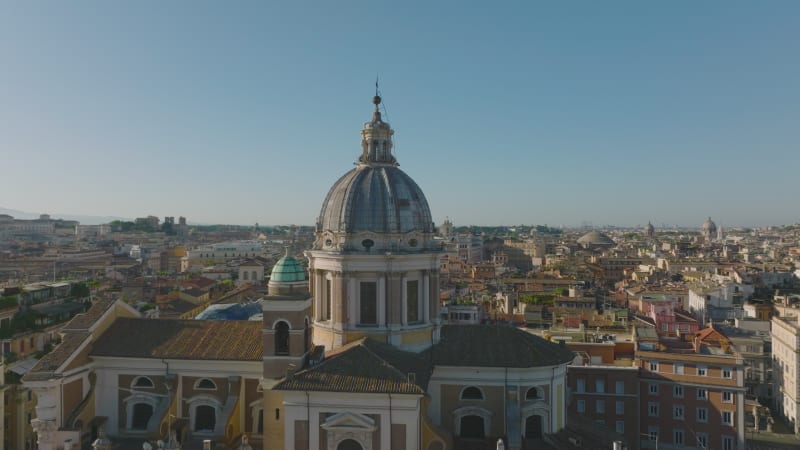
xmin=274 ymin=325 xmax=574 ymax=394
xmin=272 ymin=338 xmax=427 ymax=394
xmin=90 ymin=318 xmax=263 ymax=361
xmin=23 ymin=332 xmax=90 ymax=381
xmin=429 ymin=325 xmax=575 ymax=368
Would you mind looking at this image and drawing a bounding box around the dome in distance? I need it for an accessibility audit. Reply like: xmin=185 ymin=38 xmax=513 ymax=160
xmin=577 ymin=230 xmax=616 ymax=248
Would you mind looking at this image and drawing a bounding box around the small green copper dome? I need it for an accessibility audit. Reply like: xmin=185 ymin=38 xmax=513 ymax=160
xmin=270 ymin=255 xmax=306 ymax=282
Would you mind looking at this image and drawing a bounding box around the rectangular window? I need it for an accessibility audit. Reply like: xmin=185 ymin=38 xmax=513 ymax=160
xmin=673 ymin=405 xmax=684 ymax=420
xmin=596 ymin=400 xmax=605 ymax=413
xmin=722 ymin=367 xmax=732 ymax=379
xmin=615 ymin=420 xmax=624 ymax=434
xmin=722 ymin=411 xmax=733 ymax=426
xmin=696 ymin=433 xmax=708 ymax=448
xmin=649 ymin=383 xmax=658 ymax=395
xmin=697 ymin=408 xmax=708 ymax=423
xmin=615 ymin=380 xmax=624 ymax=394
xmin=359 ymin=281 xmax=377 ymax=325
xmin=674 ymin=363 xmax=684 ymax=374
xmin=697 ymin=365 xmax=707 ymax=376
xmin=406 ymin=280 xmax=420 ymax=323
xmin=649 ymin=361 xmax=659 ymax=371
xmin=723 ymin=391 xmax=733 ymax=403
xmin=648 ymin=427 xmax=659 ymax=442
xmin=674 ymin=385 xmax=684 ymax=398
xmin=722 ymin=436 xmax=734 ymax=450
xmin=325 ymin=279 xmax=332 ymax=321
xmin=577 ymin=378 xmax=586 ymax=393
xmin=577 ymin=400 xmax=585 ymax=413
xmin=648 ymin=402 xmax=659 ymax=417
xmin=674 ymin=429 xmax=684 ymax=446
xmin=616 ymin=401 xmax=624 ymax=415
xmin=697 ymin=388 xmax=708 ymax=400
xmin=595 ymin=379 xmax=605 ymax=393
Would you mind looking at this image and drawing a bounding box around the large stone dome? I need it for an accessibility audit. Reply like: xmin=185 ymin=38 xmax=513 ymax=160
xmin=318 ymin=165 xmax=433 ymax=235
xmin=314 ymin=95 xmax=436 ymax=253
xmin=577 ymin=230 xmax=616 ymax=248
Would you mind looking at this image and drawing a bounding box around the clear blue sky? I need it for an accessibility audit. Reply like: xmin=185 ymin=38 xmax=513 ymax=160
xmin=1 ymin=2 xmax=798 ymax=228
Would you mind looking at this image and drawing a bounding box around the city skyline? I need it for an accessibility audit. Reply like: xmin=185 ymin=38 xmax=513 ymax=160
xmin=1 ymin=2 xmax=798 ymax=228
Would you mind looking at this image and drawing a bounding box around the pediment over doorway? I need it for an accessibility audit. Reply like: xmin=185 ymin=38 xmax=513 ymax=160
xmin=320 ymin=412 xmax=377 ymax=432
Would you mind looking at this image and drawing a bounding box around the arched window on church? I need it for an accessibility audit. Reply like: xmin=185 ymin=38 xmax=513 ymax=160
xmin=275 ymin=321 xmax=290 ymax=356
xmin=526 ymin=387 xmax=541 ymax=400
xmin=132 ymin=376 xmax=154 ymax=389
xmin=460 ymin=386 xmax=484 ymax=400
xmin=195 ymin=378 xmax=217 ymax=390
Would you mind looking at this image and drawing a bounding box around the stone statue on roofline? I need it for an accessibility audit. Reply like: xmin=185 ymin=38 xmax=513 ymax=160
xmin=237 ymin=434 xmax=253 ymax=450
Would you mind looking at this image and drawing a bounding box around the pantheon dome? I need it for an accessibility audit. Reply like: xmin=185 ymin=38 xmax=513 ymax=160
xmin=315 ymin=95 xmax=435 ymax=252
xmin=577 ymin=230 xmax=616 ymax=249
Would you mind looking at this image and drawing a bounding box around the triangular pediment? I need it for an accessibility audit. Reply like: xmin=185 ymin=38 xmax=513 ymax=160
xmin=320 ymin=412 xmax=377 ymax=432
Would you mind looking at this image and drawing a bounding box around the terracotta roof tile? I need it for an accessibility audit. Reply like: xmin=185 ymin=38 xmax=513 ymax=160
xmin=273 ymin=339 xmax=427 ymax=394
xmin=23 ymin=332 xmax=90 ymax=382
xmin=429 ymin=325 xmax=575 ymax=368
xmin=62 ymin=298 xmax=115 ymax=331
xmin=90 ymin=318 xmax=262 ymax=361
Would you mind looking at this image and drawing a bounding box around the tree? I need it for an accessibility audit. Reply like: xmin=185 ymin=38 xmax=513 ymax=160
xmin=70 ymin=282 xmax=90 ymax=299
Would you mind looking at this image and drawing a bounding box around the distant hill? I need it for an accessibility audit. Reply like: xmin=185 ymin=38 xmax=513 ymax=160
xmin=0 ymin=207 xmax=130 ymax=225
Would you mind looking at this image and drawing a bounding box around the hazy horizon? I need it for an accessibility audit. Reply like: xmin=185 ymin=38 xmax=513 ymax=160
xmin=2 ymin=2 xmax=798 ymax=228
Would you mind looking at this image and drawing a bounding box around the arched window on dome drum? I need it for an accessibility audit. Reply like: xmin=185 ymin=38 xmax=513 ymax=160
xmin=275 ymin=321 xmax=290 ymax=355
xmin=526 ymin=387 xmax=540 ymax=400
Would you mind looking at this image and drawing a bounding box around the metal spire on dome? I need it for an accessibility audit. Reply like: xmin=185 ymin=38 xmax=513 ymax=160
xmin=372 ymin=76 xmax=383 ymax=123
xmin=359 ymin=81 xmax=396 ymax=165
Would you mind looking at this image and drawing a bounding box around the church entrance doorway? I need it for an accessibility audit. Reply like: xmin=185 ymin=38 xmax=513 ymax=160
xmin=525 ymin=414 xmax=543 ymax=439
xmin=337 ymin=439 xmax=363 ymax=450
xmin=195 ymin=405 xmax=216 ymax=432
xmin=131 ymin=403 xmax=153 ymax=430
xmin=460 ymin=415 xmax=485 ymax=439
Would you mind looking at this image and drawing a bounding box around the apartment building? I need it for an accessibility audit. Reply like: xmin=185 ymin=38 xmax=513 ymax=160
xmin=636 ymin=350 xmax=746 ymax=450
xmin=566 ymin=340 xmax=641 ymax=450
xmin=772 ymin=313 xmax=800 ymax=434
